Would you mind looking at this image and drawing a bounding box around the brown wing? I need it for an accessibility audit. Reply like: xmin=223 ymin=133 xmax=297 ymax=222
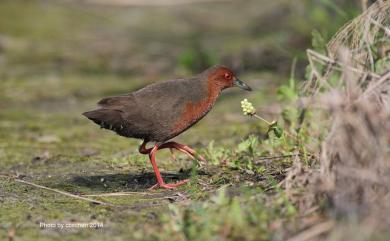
xmin=83 ymin=77 xmax=209 ymax=142
xmin=129 ymin=78 xmax=209 ymax=141
xmin=83 ymin=94 xmax=154 ymax=140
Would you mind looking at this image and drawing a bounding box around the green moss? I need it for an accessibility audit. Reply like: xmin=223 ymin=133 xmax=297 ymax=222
xmin=0 ymin=1 xmax=366 ymax=240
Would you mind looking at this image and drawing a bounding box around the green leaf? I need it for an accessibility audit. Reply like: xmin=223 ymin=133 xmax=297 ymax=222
xmin=267 ymin=121 xmax=283 ymax=138
xmin=311 ymin=29 xmax=327 ymax=54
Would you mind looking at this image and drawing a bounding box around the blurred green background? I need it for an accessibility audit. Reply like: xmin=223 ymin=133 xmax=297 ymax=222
xmin=0 ymin=0 xmax=360 ymax=148
xmin=0 ymin=0 xmax=359 ymax=77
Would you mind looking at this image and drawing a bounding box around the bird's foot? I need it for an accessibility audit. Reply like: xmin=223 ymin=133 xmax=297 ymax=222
xmin=148 ymin=179 xmax=189 ymax=190
xmin=169 ymin=148 xmax=177 ymax=162
xmin=158 ymin=141 xmax=207 ymax=163
xmin=177 ymin=144 xmax=206 ymax=163
xmin=195 ymin=154 xmax=206 ymax=163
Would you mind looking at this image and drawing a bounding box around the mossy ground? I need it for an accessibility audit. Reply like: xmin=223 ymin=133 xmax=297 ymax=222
xmin=0 ymin=68 xmax=281 ymax=239
xmin=0 ymin=70 xmax=287 ymax=240
xmin=0 ymin=1 xmax=360 ymax=240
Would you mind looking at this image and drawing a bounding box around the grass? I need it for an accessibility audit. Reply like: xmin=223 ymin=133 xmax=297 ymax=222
xmin=0 ymin=67 xmax=316 ymax=240
xmin=1 ymin=68 xmax=294 ymax=240
xmin=0 ymin=66 xmax=308 ymax=240
xmin=2 ymin=0 xmax=383 ymax=240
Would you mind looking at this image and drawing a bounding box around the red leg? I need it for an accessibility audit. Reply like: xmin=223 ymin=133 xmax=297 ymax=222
xmin=148 ymin=144 xmax=164 ymax=186
xmin=159 ymin=142 xmax=206 ymax=162
xmin=159 ymin=142 xmax=195 ymax=160
xmin=148 ymin=179 xmax=189 ymax=190
xmin=141 ymin=142 xmax=189 ymax=190
xmin=139 ymin=140 xmax=152 ymax=154
xmin=140 ymin=140 xmax=204 ymax=161
xmin=181 ymin=144 xmax=206 ymax=162
xmin=169 ymin=148 xmax=177 ymax=161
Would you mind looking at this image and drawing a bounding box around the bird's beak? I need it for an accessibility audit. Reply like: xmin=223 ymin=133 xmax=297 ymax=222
xmin=233 ymin=78 xmax=252 ymax=91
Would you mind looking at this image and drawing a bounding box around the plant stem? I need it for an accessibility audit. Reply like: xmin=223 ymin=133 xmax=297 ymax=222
xmin=253 ymin=114 xmax=299 ymax=142
xmin=253 ymin=114 xmax=272 ymax=125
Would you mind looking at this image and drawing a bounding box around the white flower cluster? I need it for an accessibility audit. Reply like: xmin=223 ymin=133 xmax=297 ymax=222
xmin=241 ymin=99 xmax=256 ymax=116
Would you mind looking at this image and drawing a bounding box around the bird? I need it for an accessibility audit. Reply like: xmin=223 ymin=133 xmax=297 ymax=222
xmin=83 ymin=65 xmax=252 ymax=189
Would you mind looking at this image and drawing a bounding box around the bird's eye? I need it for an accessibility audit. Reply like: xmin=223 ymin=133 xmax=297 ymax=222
xmin=224 ymin=72 xmax=232 ymax=80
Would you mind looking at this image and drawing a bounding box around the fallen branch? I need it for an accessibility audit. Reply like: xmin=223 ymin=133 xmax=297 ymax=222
xmin=84 ymin=191 xmax=154 ymax=197
xmin=0 ymin=174 xmax=113 ymax=206
xmin=84 ymin=192 xmax=188 ymax=204
xmin=253 ymin=154 xmax=300 ymax=164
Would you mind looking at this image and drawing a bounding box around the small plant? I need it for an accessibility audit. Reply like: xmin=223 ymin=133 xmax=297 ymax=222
xmin=240 ymin=98 xmax=256 ymax=116
xmin=159 ymin=186 xmax=298 ymax=241
xmin=240 ymin=99 xmax=283 ymax=138
xmin=203 ymin=141 xmax=231 ymax=166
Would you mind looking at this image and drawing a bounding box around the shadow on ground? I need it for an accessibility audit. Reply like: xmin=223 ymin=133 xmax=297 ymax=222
xmin=68 ymin=171 xmax=192 ymax=191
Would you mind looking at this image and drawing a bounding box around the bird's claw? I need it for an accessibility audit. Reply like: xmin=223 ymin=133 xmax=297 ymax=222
xmin=148 ymin=179 xmax=189 ymax=190
xmin=196 ymin=154 xmax=206 ymax=162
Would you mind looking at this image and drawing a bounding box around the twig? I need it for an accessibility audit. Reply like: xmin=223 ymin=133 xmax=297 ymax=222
xmin=307 ymin=49 xmax=381 ymax=78
xmin=84 ymin=191 xmax=154 ymax=197
xmin=286 ymin=220 xmax=335 ymax=241
xmin=253 ymin=154 xmax=300 ymax=163
xmin=361 ymin=0 xmax=368 ymax=10
xmin=306 ymin=49 xmax=334 ymax=94
xmin=370 ymin=18 xmax=390 ymax=36
xmin=363 ymin=71 xmax=390 ymax=99
xmin=363 ymin=16 xmax=375 ymax=72
xmin=302 ymin=205 xmax=320 ymax=216
xmin=0 ymin=174 xmax=113 ymax=206
xmin=85 ymin=192 xmax=186 ymax=202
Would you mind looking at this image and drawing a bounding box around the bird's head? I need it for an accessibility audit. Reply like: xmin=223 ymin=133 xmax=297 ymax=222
xmin=205 ymin=65 xmax=252 ymax=92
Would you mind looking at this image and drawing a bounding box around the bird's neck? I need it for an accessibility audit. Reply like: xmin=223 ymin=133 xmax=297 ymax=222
xmin=205 ymin=83 xmax=222 ymax=106
xmin=170 ymin=81 xmax=221 ymax=134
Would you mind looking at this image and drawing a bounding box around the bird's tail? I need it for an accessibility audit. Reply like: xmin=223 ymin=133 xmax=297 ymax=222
xmin=82 ymin=108 xmax=126 ymax=132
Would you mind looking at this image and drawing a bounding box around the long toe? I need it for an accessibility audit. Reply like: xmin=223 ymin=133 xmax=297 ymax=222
xmin=170 ymin=148 xmax=177 ymax=161
xmin=148 ymin=183 xmax=160 ymax=190
xmin=167 ymin=179 xmax=189 ymax=188
xmin=149 ymin=179 xmax=190 ymax=190
xmin=196 ymin=154 xmax=206 ymax=162
xmin=159 ymin=184 xmax=179 ymax=189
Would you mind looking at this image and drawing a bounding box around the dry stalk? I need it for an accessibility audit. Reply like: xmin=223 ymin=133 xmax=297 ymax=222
xmin=288 ymin=1 xmax=390 ymax=239
xmin=0 ymin=174 xmax=113 ymax=206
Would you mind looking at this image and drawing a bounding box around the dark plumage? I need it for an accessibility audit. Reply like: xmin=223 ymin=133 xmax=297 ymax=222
xmin=84 ymin=69 xmax=209 ymax=142
xmin=83 ymin=65 xmax=251 ymax=189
